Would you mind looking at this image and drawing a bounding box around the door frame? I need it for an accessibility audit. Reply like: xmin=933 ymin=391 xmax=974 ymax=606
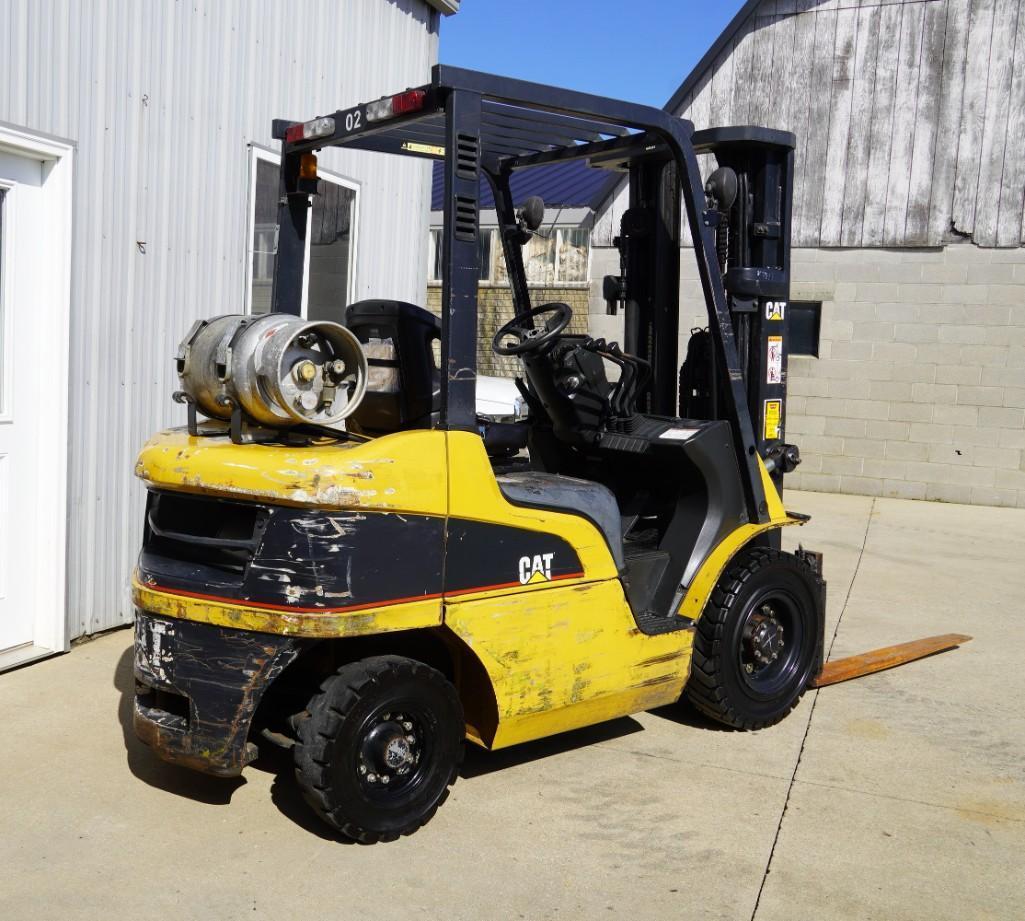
xmin=0 ymin=122 xmax=74 ymax=670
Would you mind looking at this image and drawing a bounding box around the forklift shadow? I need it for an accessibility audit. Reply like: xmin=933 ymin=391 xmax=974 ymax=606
xmin=459 ymin=717 xmax=644 ymax=779
xmin=250 ymin=718 xmax=649 ymax=841
xmin=113 ymin=646 xmax=246 ymax=805
xmin=647 ymin=699 xmax=739 ymax=732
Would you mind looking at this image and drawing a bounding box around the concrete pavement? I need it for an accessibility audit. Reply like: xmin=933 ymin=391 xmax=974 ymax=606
xmin=1 ymin=491 xmax=1022 ymax=920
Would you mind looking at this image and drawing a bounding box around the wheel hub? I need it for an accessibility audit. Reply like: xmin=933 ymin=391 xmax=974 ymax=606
xmin=744 ymin=606 xmax=785 ymax=669
xmin=358 ymin=712 xmax=421 ymax=786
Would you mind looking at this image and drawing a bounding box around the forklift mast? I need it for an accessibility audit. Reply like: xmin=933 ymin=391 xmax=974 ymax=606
xmin=695 ymin=128 xmax=797 ymax=502
xmin=608 ymin=127 xmax=797 ymax=503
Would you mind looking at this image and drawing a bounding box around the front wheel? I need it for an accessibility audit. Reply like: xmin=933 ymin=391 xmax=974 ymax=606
xmin=686 ymin=547 xmax=824 ymax=730
xmin=293 ymin=655 xmax=464 ymax=843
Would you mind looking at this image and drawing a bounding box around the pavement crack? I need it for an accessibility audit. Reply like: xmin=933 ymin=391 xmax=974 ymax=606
xmin=749 ymin=498 xmax=877 ymax=921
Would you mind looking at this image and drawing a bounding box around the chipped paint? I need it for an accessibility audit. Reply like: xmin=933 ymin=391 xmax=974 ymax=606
xmin=133 ymin=576 xmax=443 ymax=639
xmin=135 ymin=428 xmax=450 ymax=515
xmin=445 ymin=579 xmax=693 ymax=750
xmin=134 ymin=613 xmax=303 ymax=776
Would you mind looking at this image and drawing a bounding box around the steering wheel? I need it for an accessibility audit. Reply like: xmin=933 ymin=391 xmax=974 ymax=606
xmin=492 ymin=303 xmax=573 ymax=356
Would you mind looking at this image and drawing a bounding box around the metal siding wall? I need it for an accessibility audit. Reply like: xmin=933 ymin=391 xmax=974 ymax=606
xmin=0 ymin=0 xmax=439 ymax=638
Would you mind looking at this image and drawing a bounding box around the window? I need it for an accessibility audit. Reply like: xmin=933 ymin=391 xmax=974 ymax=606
xmin=429 ymin=228 xmax=493 ymax=283
xmin=555 ymin=227 xmax=589 ymax=283
xmin=789 ymin=301 xmax=822 ymax=357
xmin=428 ymin=224 xmax=590 ymax=287
xmin=247 ymin=148 xmax=359 ymax=321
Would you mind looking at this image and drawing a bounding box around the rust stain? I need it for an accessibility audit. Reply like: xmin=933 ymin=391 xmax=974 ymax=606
xmin=845 ymin=718 xmax=890 ymax=741
xmin=954 ymin=798 xmax=1025 ymax=827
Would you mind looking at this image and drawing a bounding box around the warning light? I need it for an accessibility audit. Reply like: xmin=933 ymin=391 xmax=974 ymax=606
xmin=299 ymin=153 xmax=318 ymax=181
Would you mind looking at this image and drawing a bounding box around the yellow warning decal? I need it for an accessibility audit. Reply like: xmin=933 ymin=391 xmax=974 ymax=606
xmin=764 ymin=400 xmax=782 ymax=440
xmin=402 ymin=141 xmax=445 ymax=156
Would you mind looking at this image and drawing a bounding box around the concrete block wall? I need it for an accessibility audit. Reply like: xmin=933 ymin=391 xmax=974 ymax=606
xmin=426 ymin=284 xmax=589 ymax=377
xmin=589 ymin=244 xmax=1025 ymax=509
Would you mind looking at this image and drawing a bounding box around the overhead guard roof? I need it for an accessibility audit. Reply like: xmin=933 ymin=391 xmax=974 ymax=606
xmin=278 ymin=65 xmax=686 ymax=177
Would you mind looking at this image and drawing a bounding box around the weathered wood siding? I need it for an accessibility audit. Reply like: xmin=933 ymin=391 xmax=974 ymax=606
xmin=596 ymin=0 xmax=1025 ymax=248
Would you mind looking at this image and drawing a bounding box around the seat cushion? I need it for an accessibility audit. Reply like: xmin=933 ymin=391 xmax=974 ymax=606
xmin=496 ymin=472 xmax=624 ymax=571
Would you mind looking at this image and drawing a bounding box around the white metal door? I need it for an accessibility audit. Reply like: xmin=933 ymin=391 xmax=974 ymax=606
xmin=0 ymin=139 xmax=72 ymax=669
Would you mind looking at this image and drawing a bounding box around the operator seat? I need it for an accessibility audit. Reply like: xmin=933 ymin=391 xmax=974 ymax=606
xmin=496 ymin=472 xmax=625 ymax=572
xmin=345 ymin=300 xmax=440 ymax=432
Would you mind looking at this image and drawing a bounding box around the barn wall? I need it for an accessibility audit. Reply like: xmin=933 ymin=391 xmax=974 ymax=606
xmin=0 ymin=0 xmax=439 ymax=638
xmin=595 ymin=0 xmax=1025 ymax=250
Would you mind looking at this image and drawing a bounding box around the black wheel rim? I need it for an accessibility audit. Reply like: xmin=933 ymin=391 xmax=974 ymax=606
xmin=354 ymin=701 xmax=433 ymax=802
xmin=736 ymin=589 xmax=805 ymax=699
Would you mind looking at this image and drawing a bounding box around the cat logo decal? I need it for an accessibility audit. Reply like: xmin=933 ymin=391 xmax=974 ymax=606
xmin=518 ymin=553 xmax=555 ymax=585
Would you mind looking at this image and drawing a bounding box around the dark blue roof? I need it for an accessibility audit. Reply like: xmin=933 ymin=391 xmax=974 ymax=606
xmin=431 ymin=159 xmax=617 ymax=212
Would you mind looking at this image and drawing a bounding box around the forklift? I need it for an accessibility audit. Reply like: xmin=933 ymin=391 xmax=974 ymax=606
xmin=131 ymin=66 xmax=969 ymax=843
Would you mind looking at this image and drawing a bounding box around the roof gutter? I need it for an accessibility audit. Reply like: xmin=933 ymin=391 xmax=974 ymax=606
xmin=425 ymin=0 xmax=460 ymax=14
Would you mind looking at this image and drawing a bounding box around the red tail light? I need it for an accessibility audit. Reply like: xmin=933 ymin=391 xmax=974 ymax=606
xmin=366 ymin=89 xmax=426 ymax=123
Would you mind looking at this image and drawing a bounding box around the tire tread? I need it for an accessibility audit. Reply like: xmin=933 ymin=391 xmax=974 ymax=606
xmin=685 ymin=547 xmax=817 ymax=731
xmin=293 ymin=655 xmax=463 ymax=844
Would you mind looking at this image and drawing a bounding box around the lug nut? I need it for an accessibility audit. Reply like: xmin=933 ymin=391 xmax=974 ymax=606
xmin=402 ymin=721 xmax=413 ymax=731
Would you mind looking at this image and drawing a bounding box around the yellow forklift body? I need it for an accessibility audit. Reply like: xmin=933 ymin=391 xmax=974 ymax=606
xmin=134 ymin=427 xmax=802 ymax=750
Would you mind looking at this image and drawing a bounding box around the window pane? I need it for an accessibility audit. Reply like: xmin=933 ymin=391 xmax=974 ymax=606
xmin=478 ymin=229 xmax=492 ymax=282
xmin=789 ymin=302 xmax=821 ymax=357
xmin=493 ymin=234 xmax=510 ymax=285
xmin=250 ymin=160 xmax=279 ymax=315
xmin=429 ymin=230 xmax=442 ymax=282
xmin=524 ymin=233 xmax=555 ymax=285
xmin=307 ymin=180 xmax=356 ymax=324
xmin=556 ymin=227 xmax=589 ymax=283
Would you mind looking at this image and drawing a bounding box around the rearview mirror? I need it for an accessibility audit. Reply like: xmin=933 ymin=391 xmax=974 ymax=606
xmin=519 ymin=196 xmax=545 ymax=231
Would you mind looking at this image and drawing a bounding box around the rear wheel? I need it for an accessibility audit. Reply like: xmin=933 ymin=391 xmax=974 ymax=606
xmin=686 ymin=547 xmax=823 ymax=730
xmin=293 ymin=655 xmax=464 ymax=843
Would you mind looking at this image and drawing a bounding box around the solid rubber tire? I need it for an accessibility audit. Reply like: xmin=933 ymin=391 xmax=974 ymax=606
xmin=685 ymin=547 xmax=822 ymax=730
xmin=293 ymin=655 xmax=464 ymax=843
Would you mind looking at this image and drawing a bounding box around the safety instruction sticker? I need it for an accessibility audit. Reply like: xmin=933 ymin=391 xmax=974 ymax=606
xmin=764 ymin=400 xmax=782 ymax=441
xmin=767 ymin=336 xmax=784 ymax=384
xmin=766 ymin=301 xmax=786 ymax=321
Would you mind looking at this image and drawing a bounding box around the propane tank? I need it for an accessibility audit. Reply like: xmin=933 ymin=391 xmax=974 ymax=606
xmin=176 ymin=314 xmax=368 ymax=428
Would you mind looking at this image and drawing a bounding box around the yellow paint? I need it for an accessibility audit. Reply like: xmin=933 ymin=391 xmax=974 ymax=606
xmin=446 ymin=431 xmax=619 ymax=584
xmin=132 ymin=575 xmax=443 ymax=638
xmin=445 ymin=579 xmax=691 ymax=749
xmin=134 ymin=424 xmax=812 ymax=752
xmin=759 ymin=453 xmax=790 ymax=523
xmin=135 ymin=427 xmax=449 ymax=515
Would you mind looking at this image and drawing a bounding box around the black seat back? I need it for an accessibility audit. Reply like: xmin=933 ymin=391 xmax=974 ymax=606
xmin=345 ymin=300 xmax=440 ymax=432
